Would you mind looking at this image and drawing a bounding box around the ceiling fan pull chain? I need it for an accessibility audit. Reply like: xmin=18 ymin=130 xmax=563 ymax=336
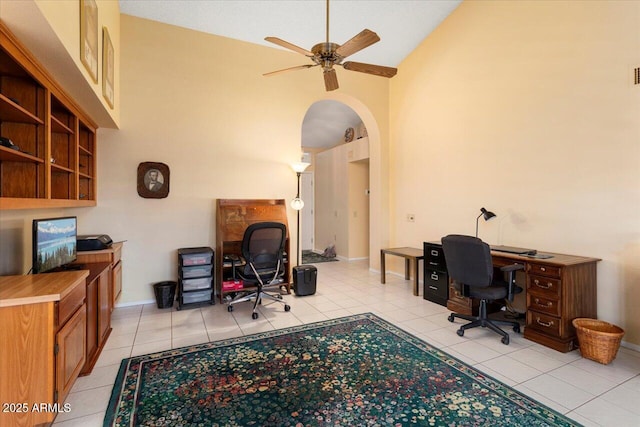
xmin=326 ymin=0 xmax=330 ymax=44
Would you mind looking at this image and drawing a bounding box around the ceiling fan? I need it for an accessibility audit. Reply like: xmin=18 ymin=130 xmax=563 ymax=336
xmin=263 ymin=0 xmax=397 ymax=91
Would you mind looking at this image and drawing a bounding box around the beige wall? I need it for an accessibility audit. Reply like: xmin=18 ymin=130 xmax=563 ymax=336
xmin=72 ymin=15 xmax=389 ymax=304
xmin=0 ymin=0 xmax=120 ymax=127
xmin=389 ymin=1 xmax=640 ymax=346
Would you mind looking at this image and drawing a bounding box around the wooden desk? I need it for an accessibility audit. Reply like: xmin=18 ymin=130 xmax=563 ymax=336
xmin=380 ymin=247 xmax=425 ymax=296
xmin=445 ymin=248 xmax=600 ymax=353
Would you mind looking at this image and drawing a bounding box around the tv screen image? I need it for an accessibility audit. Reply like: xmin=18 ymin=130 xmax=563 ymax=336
xmin=33 ymin=216 xmax=77 ymax=273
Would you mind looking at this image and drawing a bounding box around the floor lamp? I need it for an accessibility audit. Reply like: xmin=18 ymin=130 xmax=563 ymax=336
xmin=291 ymin=162 xmax=310 ymax=266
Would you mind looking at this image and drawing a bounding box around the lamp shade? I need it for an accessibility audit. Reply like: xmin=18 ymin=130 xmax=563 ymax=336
xmin=480 ymin=207 xmax=496 ymax=221
xmin=291 ymin=197 xmax=305 ymax=210
xmin=291 ymin=162 xmax=310 ymax=173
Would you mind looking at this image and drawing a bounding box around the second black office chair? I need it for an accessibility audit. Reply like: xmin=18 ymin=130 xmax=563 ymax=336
xmin=227 ymin=222 xmax=290 ymax=319
xmin=441 ymin=234 xmax=523 ymax=345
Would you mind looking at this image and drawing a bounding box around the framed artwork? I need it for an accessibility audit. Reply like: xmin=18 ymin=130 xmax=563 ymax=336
xmin=102 ymin=27 xmax=114 ymax=108
xmin=137 ymin=162 xmax=170 ymax=199
xmin=80 ymin=0 xmax=99 ymax=82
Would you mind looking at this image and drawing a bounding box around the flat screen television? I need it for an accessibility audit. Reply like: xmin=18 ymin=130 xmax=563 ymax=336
xmin=32 ymin=216 xmax=77 ymax=274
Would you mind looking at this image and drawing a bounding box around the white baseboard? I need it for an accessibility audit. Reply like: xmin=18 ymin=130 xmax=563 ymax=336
xmin=114 ymin=298 xmax=155 ymax=308
xmin=621 ymin=340 xmax=640 ymax=352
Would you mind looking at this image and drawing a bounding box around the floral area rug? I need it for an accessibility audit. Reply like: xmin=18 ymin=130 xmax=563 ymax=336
xmin=104 ymin=313 xmax=579 ymax=426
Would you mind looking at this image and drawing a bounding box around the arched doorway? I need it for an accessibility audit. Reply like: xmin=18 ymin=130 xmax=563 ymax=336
xmin=300 ymin=97 xmax=381 ymax=263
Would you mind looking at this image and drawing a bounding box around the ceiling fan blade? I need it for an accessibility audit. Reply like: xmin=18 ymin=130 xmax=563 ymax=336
xmin=342 ymin=61 xmax=397 ymax=78
xmin=265 ymin=37 xmax=314 ymax=57
xmin=335 ymin=29 xmax=380 ymax=59
xmin=324 ymin=69 xmax=339 ymax=91
xmin=263 ymin=64 xmax=317 ymax=77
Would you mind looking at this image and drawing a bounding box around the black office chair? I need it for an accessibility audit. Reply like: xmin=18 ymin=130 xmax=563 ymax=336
xmin=226 ymin=222 xmax=290 ymax=319
xmin=441 ymin=234 xmax=523 ymax=345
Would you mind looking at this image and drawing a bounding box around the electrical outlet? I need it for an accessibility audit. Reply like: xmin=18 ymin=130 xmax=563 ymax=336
xmin=407 ymin=214 xmax=415 ymax=222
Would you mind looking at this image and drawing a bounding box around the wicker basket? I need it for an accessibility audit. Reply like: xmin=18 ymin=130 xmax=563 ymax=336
xmin=572 ymin=318 xmax=625 ymax=365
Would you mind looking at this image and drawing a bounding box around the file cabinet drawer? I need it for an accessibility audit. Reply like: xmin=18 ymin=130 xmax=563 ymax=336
xmin=424 ymin=242 xmax=446 ymax=271
xmin=423 ymin=269 xmax=448 ymax=305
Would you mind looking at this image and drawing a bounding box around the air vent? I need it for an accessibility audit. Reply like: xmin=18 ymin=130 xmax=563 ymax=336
xmin=635 ymin=66 xmax=640 ymax=86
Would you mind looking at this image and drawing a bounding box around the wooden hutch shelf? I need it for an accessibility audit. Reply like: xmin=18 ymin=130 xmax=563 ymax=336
xmin=0 ymin=21 xmax=97 ymax=210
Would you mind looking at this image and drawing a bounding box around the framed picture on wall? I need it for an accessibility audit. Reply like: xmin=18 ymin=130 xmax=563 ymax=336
xmin=80 ymin=0 xmax=99 ymax=82
xmin=102 ymin=27 xmax=114 ymax=108
xmin=137 ymin=162 xmax=170 ymax=199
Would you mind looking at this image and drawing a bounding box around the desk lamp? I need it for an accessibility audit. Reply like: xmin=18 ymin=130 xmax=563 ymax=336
xmin=291 ymin=162 xmax=310 ymax=265
xmin=475 ymin=207 xmax=496 ymax=238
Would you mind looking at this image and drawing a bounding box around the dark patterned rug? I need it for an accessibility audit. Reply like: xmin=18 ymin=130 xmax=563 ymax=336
xmin=104 ymin=314 xmax=579 ymax=426
xmin=302 ymin=250 xmax=338 ymax=264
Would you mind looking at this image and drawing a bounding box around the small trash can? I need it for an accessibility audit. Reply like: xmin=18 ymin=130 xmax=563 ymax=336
xmin=153 ymin=281 xmax=177 ymax=309
xmin=572 ymin=318 xmax=625 ymax=364
xmin=293 ymin=265 xmax=318 ymax=296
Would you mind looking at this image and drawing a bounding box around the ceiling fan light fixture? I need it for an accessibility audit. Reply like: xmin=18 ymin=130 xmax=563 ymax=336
xmin=263 ymin=0 xmax=397 ymax=91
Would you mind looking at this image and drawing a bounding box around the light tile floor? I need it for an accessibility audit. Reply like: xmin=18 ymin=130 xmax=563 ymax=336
xmin=54 ymin=260 xmax=640 ymax=426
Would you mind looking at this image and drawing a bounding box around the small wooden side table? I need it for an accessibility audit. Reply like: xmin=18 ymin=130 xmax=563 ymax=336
xmin=380 ymin=247 xmax=424 ymax=296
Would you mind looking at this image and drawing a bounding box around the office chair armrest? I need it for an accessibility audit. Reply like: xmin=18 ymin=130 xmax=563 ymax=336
xmin=500 ymin=263 xmax=524 ymax=301
xmin=500 ymin=263 xmax=525 ymax=273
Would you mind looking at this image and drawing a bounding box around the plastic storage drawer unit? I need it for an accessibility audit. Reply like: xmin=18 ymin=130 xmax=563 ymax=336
xmin=177 ymin=247 xmax=215 ymax=310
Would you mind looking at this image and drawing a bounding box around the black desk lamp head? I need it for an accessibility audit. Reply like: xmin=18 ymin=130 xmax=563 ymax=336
xmin=475 ymin=207 xmax=496 ymax=238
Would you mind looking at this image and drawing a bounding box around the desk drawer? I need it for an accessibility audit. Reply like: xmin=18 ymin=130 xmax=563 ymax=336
xmin=528 ymin=275 xmax=561 ymax=298
xmin=424 ymin=242 xmax=446 ymax=271
xmin=528 ymin=263 xmax=561 ymax=278
xmin=526 ymin=311 xmax=561 ymax=338
xmin=527 ymin=294 xmax=560 ymax=317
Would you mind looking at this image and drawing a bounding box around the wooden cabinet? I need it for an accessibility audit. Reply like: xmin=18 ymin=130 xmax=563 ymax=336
xmin=215 ymin=199 xmax=291 ymax=303
xmin=523 ymin=257 xmax=598 ymax=352
xmin=0 ymin=271 xmax=88 ymax=426
xmin=76 ymin=241 xmax=124 ymax=310
xmin=0 ymin=22 xmax=97 ymax=209
xmin=80 ymin=262 xmax=111 ymax=375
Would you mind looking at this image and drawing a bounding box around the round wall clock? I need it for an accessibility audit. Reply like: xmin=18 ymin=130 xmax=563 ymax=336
xmin=344 ymin=127 xmax=355 ymax=142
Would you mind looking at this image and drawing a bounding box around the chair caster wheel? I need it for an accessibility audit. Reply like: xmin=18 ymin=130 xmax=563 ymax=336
xmin=501 ymin=336 xmax=510 ymax=345
xmin=456 ymin=329 xmax=464 ymax=337
xmin=513 ymin=325 xmax=521 ymax=333
xmin=278 ymin=295 xmax=283 ymax=300
xmin=284 ymin=304 xmax=291 ymax=312
xmin=252 ymin=312 xmax=259 ymax=319
xmin=227 ymin=306 xmax=233 ymax=312
xmin=448 ymin=314 xmax=455 ymax=323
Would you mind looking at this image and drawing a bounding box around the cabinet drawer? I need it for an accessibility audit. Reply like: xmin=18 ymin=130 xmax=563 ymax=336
xmin=424 ymin=242 xmax=446 ymax=271
xmin=182 ymin=289 xmax=212 ymax=304
xmin=180 ymin=253 xmax=213 ymax=266
xmin=181 ymin=277 xmax=212 ymax=291
xmin=527 ymin=294 xmax=560 ymax=317
xmin=180 ymin=265 xmax=212 ymax=279
xmin=528 ymin=275 xmax=561 ymax=297
xmin=424 ymin=269 xmax=448 ymax=301
xmin=528 ymin=263 xmax=561 ymax=278
xmin=58 ymin=280 xmax=86 ymax=328
xmin=526 ymin=311 xmax=561 ymax=338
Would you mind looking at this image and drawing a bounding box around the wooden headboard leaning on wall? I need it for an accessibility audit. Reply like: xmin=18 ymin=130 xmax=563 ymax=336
xmin=215 ymin=199 xmax=291 ymax=303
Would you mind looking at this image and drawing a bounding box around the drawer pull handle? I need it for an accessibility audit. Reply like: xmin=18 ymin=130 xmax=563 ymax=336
xmin=429 ymin=286 xmax=438 ymax=290
xmin=536 ymin=317 xmax=554 ymax=328
xmin=431 ymin=273 xmax=439 ymax=280
xmin=431 ymin=250 xmax=439 ymax=256
xmin=540 ymin=267 xmax=546 ymax=272
xmin=533 ymin=279 xmax=552 ymax=289
xmin=534 ymin=298 xmax=553 ymax=308
xmin=429 ymin=262 xmax=438 ymax=266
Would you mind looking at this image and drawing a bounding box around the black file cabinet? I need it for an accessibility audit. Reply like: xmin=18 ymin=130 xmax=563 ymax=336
xmin=423 ymin=241 xmax=449 ymax=306
xmin=177 ymin=247 xmax=215 ymax=310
